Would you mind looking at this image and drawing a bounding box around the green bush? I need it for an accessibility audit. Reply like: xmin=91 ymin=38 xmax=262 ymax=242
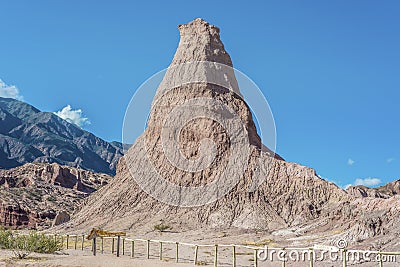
xmin=25 ymin=232 xmax=61 ymax=254
xmin=0 ymin=227 xmax=12 ymax=249
xmin=0 ymin=228 xmax=61 ymax=259
xmin=153 ymin=223 xmax=172 ymax=232
xmin=46 ymin=196 xmax=57 ymax=202
xmin=10 ymin=234 xmax=34 ymax=259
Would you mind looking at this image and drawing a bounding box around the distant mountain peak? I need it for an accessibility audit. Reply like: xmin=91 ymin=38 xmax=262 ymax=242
xmin=0 ymin=97 xmax=123 ymax=175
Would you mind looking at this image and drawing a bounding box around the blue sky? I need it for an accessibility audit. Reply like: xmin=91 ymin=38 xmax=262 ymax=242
xmin=0 ymin=0 xmax=399 ymax=187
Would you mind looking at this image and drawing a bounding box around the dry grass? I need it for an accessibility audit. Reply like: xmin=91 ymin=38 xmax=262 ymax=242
xmin=241 ymin=239 xmax=275 ymax=246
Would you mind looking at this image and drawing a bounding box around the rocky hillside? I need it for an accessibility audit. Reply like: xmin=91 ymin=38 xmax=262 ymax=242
xmin=0 ymin=97 xmax=123 ymax=175
xmin=0 ymin=162 xmax=111 ymax=229
xmin=346 ymin=180 xmax=400 ymax=198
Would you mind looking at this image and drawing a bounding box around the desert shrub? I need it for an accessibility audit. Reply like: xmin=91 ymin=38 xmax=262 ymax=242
xmin=0 ymin=227 xmax=12 ymax=249
xmin=46 ymin=196 xmax=57 ymax=202
xmin=0 ymin=229 xmax=61 ymax=259
xmin=26 ymin=232 xmax=61 ymax=254
xmin=10 ymin=234 xmax=34 ymax=259
xmin=153 ymin=223 xmax=171 ymax=232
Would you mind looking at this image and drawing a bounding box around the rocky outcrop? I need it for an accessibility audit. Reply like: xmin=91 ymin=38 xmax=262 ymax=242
xmin=0 ymin=163 xmax=110 ymax=193
xmin=0 ymin=203 xmax=32 ymax=228
xmin=346 ymin=185 xmax=390 ymax=198
xmin=376 ymin=179 xmax=400 ymax=196
xmin=62 ymin=19 xmax=400 ymax=251
xmin=65 ymin=19 xmax=348 ymax=232
xmin=346 ymin=180 xmax=400 ymax=199
xmin=52 ymin=211 xmax=70 ymax=226
xmin=0 ymin=163 xmax=111 ymax=229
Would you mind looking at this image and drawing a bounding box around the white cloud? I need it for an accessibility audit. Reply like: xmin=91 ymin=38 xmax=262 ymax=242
xmin=0 ymin=79 xmax=23 ymax=100
xmin=343 ymin=178 xmax=382 ymax=189
xmin=347 ymin=158 xmax=355 ymax=166
xmin=54 ymin=105 xmax=90 ymax=128
xmin=387 ymin=158 xmax=395 ymax=163
xmin=343 ymin=184 xmax=353 ymax=190
xmin=354 ymin=178 xmax=382 ymax=187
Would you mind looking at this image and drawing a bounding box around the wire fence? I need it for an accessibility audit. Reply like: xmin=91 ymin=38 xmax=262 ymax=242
xmin=49 ymin=233 xmax=400 ymax=267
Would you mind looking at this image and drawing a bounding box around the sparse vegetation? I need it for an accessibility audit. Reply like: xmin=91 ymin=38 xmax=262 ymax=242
xmin=0 ymin=228 xmax=61 ymax=259
xmin=0 ymin=227 xmax=12 ymax=249
xmin=46 ymin=196 xmax=57 ymax=202
xmin=355 ymin=237 xmax=364 ymax=243
xmin=153 ymin=223 xmax=172 ymax=232
xmin=235 ymin=251 xmax=253 ymax=255
xmin=217 ymin=232 xmax=227 ymax=238
xmin=27 ymin=189 xmax=43 ymax=201
xmin=241 ymin=239 xmax=274 ymax=246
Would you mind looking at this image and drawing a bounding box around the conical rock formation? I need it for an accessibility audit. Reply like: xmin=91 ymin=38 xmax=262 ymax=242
xmin=64 ymin=19 xmax=400 ymax=249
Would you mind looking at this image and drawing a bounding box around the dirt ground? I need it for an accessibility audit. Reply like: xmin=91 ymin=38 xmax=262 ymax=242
xmin=1 ymin=245 xmax=398 ymax=267
xmin=0 ymin=229 xmax=398 ymax=267
xmin=0 ymin=248 xmax=194 ymax=267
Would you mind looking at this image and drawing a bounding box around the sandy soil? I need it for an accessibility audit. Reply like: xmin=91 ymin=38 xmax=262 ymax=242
xmin=1 ymin=242 xmax=398 ymax=267
xmin=1 ymin=229 xmax=397 ymax=267
xmin=0 ymin=249 xmax=195 ymax=267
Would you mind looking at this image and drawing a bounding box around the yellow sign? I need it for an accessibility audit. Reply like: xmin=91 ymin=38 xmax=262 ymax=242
xmin=87 ymin=228 xmax=126 ymax=240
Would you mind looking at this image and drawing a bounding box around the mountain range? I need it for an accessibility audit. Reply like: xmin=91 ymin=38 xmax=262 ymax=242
xmin=0 ymin=97 xmax=123 ymax=175
xmin=1 ymin=18 xmax=399 ymax=254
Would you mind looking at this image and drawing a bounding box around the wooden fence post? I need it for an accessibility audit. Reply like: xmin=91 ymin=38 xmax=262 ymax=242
xmin=146 ymin=240 xmax=151 ymax=259
xmin=131 ymin=240 xmax=135 ymax=258
xmin=214 ymin=244 xmax=218 ymax=267
xmin=92 ymin=237 xmax=97 ymax=256
xmin=116 ymin=236 xmax=121 ymax=257
xmin=122 ymin=238 xmax=125 ymax=255
xmin=254 ymin=249 xmax=258 ymax=267
xmin=74 ymin=235 xmax=77 ymax=250
xmin=379 ymin=251 xmax=383 ymax=267
xmin=282 ymin=248 xmax=286 ymax=267
xmin=309 ymin=248 xmax=314 ymax=267
xmin=194 ymin=245 xmax=198 ymax=265
xmin=159 ymin=241 xmax=163 ymax=260
xmin=81 ymin=235 xmax=85 ymax=250
xmin=101 ymin=237 xmax=104 ymax=254
xmin=232 ymin=245 xmax=236 ymax=267
xmin=176 ymin=242 xmax=179 ymax=263
xmin=342 ymin=249 xmax=347 ymax=267
xmin=112 ymin=238 xmax=115 ymax=254
xmin=61 ymin=235 xmax=64 ymax=249
xmin=66 ymin=235 xmax=69 ymax=249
